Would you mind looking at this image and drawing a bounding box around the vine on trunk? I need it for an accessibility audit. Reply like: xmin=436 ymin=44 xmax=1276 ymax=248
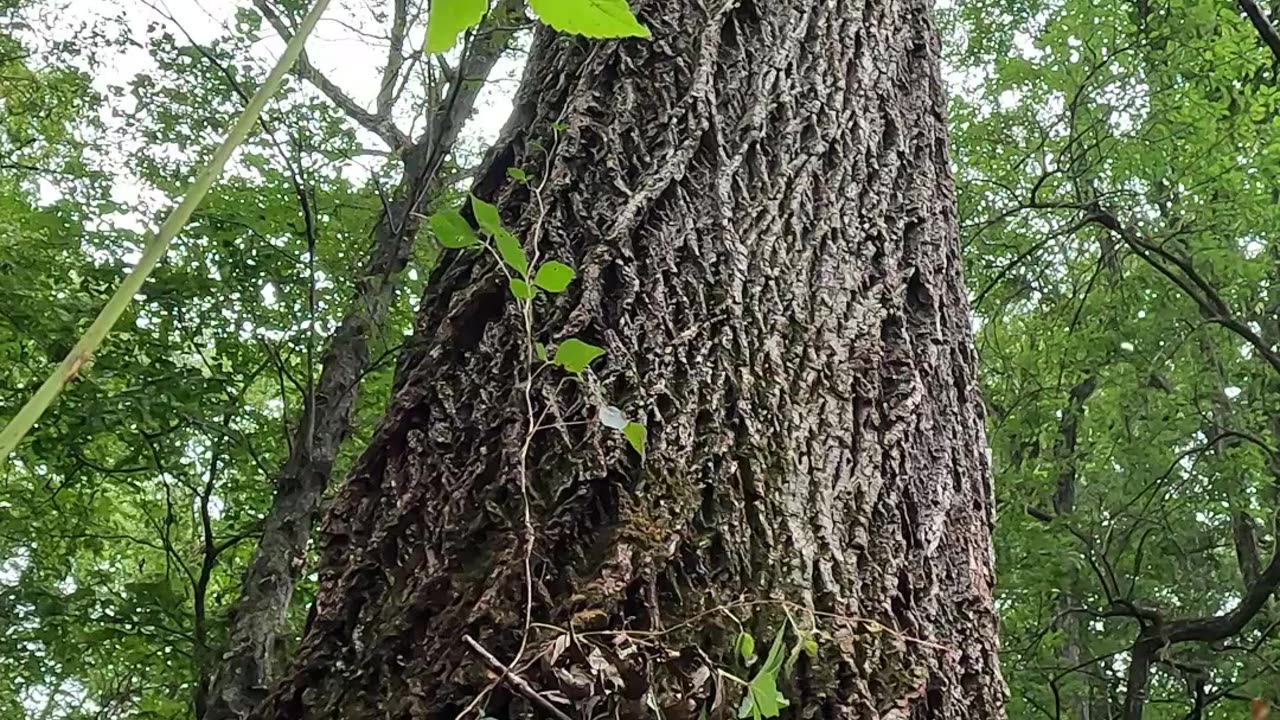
xmin=425 ymin=156 xmax=648 ymax=716
xmin=422 ymin=161 xmax=964 ymax=719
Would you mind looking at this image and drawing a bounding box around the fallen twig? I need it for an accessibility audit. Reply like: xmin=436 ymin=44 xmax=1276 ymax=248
xmin=462 ymin=635 xmax=574 ymax=720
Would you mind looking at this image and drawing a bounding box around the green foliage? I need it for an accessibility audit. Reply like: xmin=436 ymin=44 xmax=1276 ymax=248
xmin=425 ymin=0 xmax=648 ymax=56
xmin=532 ymin=261 xmax=574 ymax=292
xmin=0 ymin=4 xmax=418 ymax=715
xmin=438 ymin=184 xmax=648 ymax=463
xmin=9 ymin=0 xmax=1280 ymax=717
xmin=494 ymin=229 xmax=528 ymax=277
xmin=735 ymin=631 xmax=756 ymax=664
xmin=509 ymin=277 xmax=534 ymax=300
xmin=729 ymin=621 xmax=806 ymax=720
xmin=528 ymin=0 xmax=650 ymax=38
xmin=738 ymin=628 xmax=789 ymax=719
xmin=430 ymin=208 xmax=480 ymax=249
xmin=469 ymin=193 xmax=504 ymax=236
xmin=425 ymin=0 xmax=487 ymax=53
xmin=622 ymin=421 xmax=646 ymax=456
xmin=552 ymin=338 xmax=605 ymax=374
xmin=943 ymin=0 xmax=1280 ymax=714
xmin=0 ymin=0 xmax=334 ymax=466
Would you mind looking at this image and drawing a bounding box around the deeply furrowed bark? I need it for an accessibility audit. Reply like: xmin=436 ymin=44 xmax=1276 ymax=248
xmin=254 ymin=0 xmax=1005 ymax=717
xmin=205 ymin=9 xmax=522 ymax=718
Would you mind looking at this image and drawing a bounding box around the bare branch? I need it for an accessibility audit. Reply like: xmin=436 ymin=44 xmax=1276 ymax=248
xmin=252 ymin=0 xmax=410 ymax=149
xmin=1239 ymin=0 xmax=1280 ymax=61
xmin=376 ymin=0 xmax=409 ymax=117
xmin=1232 ymin=511 xmax=1261 ymax=588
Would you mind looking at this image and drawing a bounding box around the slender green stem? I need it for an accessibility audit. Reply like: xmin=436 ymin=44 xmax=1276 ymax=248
xmin=0 ymin=0 xmax=333 ymax=468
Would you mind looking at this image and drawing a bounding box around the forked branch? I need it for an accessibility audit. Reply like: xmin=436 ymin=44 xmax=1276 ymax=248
xmin=251 ymin=0 xmax=412 ymax=149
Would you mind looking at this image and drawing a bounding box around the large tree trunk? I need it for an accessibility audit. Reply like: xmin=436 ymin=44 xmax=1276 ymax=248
xmin=254 ymin=0 xmax=1005 ymax=716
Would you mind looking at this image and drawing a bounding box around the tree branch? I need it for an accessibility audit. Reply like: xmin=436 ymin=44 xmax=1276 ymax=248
xmin=251 ymin=0 xmax=410 ymax=149
xmin=1063 ymin=202 xmax=1280 ymax=377
xmin=1240 ymin=0 xmax=1280 ymax=61
xmin=376 ymin=0 xmax=409 ymax=117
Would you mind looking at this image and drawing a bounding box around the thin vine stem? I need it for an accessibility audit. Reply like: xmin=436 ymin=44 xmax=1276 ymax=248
xmin=0 ymin=0 xmax=334 ymax=468
xmin=458 ymin=123 xmax=565 ymax=720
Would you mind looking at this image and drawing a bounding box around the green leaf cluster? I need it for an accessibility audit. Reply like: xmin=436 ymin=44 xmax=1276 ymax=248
xmin=426 ymin=0 xmax=648 ymax=54
xmin=943 ymin=0 xmax=1280 ymax=714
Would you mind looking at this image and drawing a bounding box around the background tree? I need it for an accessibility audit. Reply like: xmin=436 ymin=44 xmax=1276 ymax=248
xmin=943 ymin=0 xmax=1280 ymax=716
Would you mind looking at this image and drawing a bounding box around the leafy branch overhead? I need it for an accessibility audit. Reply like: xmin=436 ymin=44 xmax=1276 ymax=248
xmin=426 ymin=0 xmax=649 ymax=53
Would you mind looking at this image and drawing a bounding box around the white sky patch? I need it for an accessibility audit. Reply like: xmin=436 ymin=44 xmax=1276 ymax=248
xmin=208 ymin=494 xmax=226 ymax=520
xmin=1012 ymin=30 xmax=1044 ymax=61
xmin=56 ymin=576 xmax=78 ymax=595
xmin=0 ymin=547 xmax=32 ymax=587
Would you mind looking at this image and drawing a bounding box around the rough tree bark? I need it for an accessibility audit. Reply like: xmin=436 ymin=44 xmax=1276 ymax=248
xmin=254 ymin=0 xmax=1005 ymax=716
xmin=205 ymin=4 xmax=523 ymax=718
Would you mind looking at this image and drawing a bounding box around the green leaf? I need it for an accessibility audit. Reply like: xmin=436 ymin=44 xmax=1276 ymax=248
xmin=760 ymin=628 xmax=787 ymax=675
xmin=529 ymin=0 xmax=650 ymax=38
xmin=533 ymin=261 xmax=575 ymax=292
xmin=470 ymin=193 xmax=504 ymax=236
xmin=496 ymin=229 xmax=529 ymax=277
xmin=736 ymin=692 xmax=755 ymax=720
xmin=623 ymin=421 xmax=647 ymax=456
xmin=128 ymin=580 xmax=180 ymax=607
xmin=554 ymin=338 xmax=605 ymax=373
xmin=507 ymin=167 xmax=528 ymax=182
xmin=784 ymin=639 xmax=803 ymax=676
xmin=802 ymin=637 xmax=817 ymax=658
xmin=534 ymin=342 xmax=548 ymax=362
xmin=736 ymin=631 xmax=756 ymax=664
xmin=429 ymin=208 xmax=479 ymax=249
xmin=509 ymin=278 xmax=534 ymax=300
xmin=749 ymin=674 xmax=780 ymax=718
xmin=426 ymin=0 xmax=487 ymax=53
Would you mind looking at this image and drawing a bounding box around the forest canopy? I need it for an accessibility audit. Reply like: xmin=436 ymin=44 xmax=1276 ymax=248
xmin=1 ymin=0 xmax=1278 ymax=718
